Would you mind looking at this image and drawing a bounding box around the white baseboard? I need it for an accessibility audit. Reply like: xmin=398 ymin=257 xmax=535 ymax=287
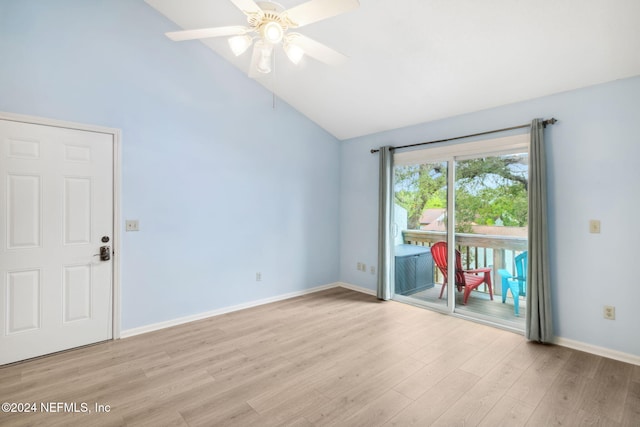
xmin=336 ymin=282 xmax=377 ymax=296
xmin=120 ymin=282 xmax=339 ymax=338
xmin=553 ymin=336 xmax=640 ymax=366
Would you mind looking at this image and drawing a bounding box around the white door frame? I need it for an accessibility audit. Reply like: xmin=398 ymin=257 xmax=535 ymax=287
xmin=0 ymin=111 xmax=122 ymax=339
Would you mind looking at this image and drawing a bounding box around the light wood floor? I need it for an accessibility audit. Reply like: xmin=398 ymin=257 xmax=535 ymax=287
xmin=1 ymin=287 xmax=638 ymax=426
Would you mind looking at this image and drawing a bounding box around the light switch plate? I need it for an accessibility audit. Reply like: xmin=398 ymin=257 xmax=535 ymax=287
xmin=589 ymin=219 xmax=600 ymax=234
xmin=125 ymin=220 xmax=139 ymax=232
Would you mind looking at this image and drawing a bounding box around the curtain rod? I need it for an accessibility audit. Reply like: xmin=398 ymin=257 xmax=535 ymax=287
xmin=370 ymin=118 xmax=557 ymax=154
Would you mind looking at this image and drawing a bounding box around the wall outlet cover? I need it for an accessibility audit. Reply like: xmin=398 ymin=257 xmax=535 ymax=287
xmin=603 ymin=305 xmax=615 ymax=320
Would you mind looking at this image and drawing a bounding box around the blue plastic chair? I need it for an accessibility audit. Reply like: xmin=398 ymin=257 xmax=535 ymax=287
xmin=498 ymin=251 xmax=527 ymax=316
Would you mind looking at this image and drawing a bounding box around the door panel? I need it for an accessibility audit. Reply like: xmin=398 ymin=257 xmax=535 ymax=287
xmin=8 ymin=138 xmax=40 ymax=159
xmin=7 ymin=269 xmax=41 ymax=334
xmin=0 ymin=119 xmax=113 ymax=365
xmin=63 ymin=264 xmax=92 ymax=323
xmin=7 ymin=174 xmax=41 ymax=248
xmin=64 ymin=177 xmax=92 ymax=245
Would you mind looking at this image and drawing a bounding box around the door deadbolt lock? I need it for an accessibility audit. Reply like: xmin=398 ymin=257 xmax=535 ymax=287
xmin=94 ymin=246 xmax=111 ymax=261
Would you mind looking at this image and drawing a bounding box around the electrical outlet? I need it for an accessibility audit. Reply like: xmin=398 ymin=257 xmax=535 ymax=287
xmin=370 ymin=266 xmax=376 ymax=275
xmin=603 ymin=305 xmax=615 ymax=320
xmin=589 ymin=219 xmax=601 ymax=234
xmin=256 ymin=272 xmax=261 ymax=282
xmin=361 ymin=263 xmax=366 ymax=272
xmin=125 ymin=220 xmax=139 ymax=232
xmin=357 ymin=262 xmax=362 ymax=271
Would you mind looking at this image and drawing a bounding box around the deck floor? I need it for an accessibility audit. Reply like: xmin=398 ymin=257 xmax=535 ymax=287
xmin=397 ymin=283 xmax=527 ymax=329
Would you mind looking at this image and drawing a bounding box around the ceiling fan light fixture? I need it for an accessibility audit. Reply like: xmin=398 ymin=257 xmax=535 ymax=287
xmin=262 ymin=21 xmax=283 ymax=44
xmin=284 ymin=42 xmax=305 ymax=65
xmin=256 ymin=41 xmax=273 ymax=73
xmin=228 ymin=35 xmax=253 ymax=56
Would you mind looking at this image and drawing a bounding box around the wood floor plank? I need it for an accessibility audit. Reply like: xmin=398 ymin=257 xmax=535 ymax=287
xmin=311 ymin=345 xmax=420 ymax=398
xmin=562 ymin=348 xmax=602 ymax=379
xmin=477 ymin=395 xmax=536 ymax=427
xmin=385 ymin=369 xmax=482 ymax=426
xmin=123 ymin=409 xmax=188 ymax=427
xmin=250 ymin=385 xmax=330 ymax=423
xmin=305 ymin=356 xmax=425 ymax=426
xmin=180 ymin=401 xmax=264 ymax=427
xmin=523 ymin=371 xmax=590 ymax=427
xmin=428 ymin=355 xmax=526 ymax=427
xmin=506 ymin=344 xmax=572 ymax=407
xmin=578 ymin=357 xmax=633 ymax=423
xmin=339 ymin=389 xmax=412 ymax=427
xmin=393 ymin=338 xmax=482 ymax=400
xmin=1 ymin=288 xmax=637 ymax=427
xmin=276 ymin=417 xmax=315 ymax=427
xmin=459 ymin=330 xmax=522 ymax=377
xmin=559 ymin=409 xmax=621 ymax=427
xmin=621 ymin=380 xmax=640 ymax=427
xmin=143 ymin=347 xmax=248 ymax=378
xmin=409 ymin=321 xmax=485 ymax=366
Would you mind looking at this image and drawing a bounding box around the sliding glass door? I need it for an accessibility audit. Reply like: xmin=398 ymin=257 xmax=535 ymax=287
xmin=393 ymin=160 xmax=448 ymax=309
xmin=452 ymin=153 xmax=528 ymax=328
xmin=392 ymin=134 xmax=529 ymax=330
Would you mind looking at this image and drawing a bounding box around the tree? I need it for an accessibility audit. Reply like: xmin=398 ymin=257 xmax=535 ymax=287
xmin=394 ymin=163 xmax=446 ymax=229
xmin=394 ymin=155 xmax=528 ymax=232
xmin=456 ymin=156 xmax=528 ymax=191
xmin=455 ymin=156 xmax=528 ymax=231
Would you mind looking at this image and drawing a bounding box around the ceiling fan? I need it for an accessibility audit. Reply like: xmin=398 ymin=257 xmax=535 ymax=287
xmin=165 ymin=0 xmax=360 ymax=78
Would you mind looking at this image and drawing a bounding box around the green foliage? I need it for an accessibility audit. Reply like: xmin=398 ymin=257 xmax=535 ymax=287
xmin=394 ymin=155 xmax=528 ymax=233
xmin=394 ymin=163 xmax=446 ymax=229
xmin=425 ymin=191 xmax=446 ymax=208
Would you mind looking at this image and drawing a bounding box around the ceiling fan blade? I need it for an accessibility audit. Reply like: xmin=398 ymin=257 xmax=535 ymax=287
xmin=284 ymin=0 xmax=359 ymax=28
xmin=166 ymin=26 xmax=249 ymax=41
xmin=287 ymin=33 xmax=348 ymax=66
xmin=229 ymin=0 xmax=263 ymax=15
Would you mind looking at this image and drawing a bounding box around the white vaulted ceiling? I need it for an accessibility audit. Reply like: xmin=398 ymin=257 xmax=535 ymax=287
xmin=145 ymin=0 xmax=640 ymax=140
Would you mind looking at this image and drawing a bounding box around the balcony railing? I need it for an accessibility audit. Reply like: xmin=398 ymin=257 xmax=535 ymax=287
xmin=402 ymin=229 xmax=527 ymax=295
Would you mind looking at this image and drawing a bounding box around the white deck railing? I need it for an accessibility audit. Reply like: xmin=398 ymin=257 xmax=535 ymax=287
xmin=402 ymin=230 xmax=527 ymax=295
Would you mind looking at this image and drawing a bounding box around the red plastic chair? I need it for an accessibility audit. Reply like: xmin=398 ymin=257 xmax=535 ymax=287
xmin=430 ymin=241 xmax=493 ymax=304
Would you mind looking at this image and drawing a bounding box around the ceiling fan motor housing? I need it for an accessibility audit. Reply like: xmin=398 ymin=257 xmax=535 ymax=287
xmin=248 ymin=2 xmax=293 ymax=45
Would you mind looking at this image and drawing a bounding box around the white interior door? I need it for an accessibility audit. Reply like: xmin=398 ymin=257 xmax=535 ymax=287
xmin=0 ymin=119 xmax=114 ymax=365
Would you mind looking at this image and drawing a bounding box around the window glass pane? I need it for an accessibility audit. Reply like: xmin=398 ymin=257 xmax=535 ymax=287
xmin=393 ymin=161 xmax=448 ymax=308
xmin=453 ymin=152 xmax=528 ymax=328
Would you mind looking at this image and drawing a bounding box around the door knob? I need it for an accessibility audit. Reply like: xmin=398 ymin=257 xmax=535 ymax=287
xmin=94 ymin=246 xmax=111 ymax=261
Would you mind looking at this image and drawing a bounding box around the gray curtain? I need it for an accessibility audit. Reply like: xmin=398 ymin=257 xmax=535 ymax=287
xmin=526 ymin=119 xmax=553 ymax=342
xmin=377 ymin=146 xmax=394 ymax=300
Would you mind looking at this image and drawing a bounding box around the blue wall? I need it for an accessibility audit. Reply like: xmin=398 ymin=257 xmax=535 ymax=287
xmin=340 ymin=75 xmax=640 ymax=357
xmin=0 ymin=0 xmax=341 ymax=329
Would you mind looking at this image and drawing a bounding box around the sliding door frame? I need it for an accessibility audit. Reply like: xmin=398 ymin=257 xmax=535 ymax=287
xmin=392 ymin=133 xmax=530 ymax=331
